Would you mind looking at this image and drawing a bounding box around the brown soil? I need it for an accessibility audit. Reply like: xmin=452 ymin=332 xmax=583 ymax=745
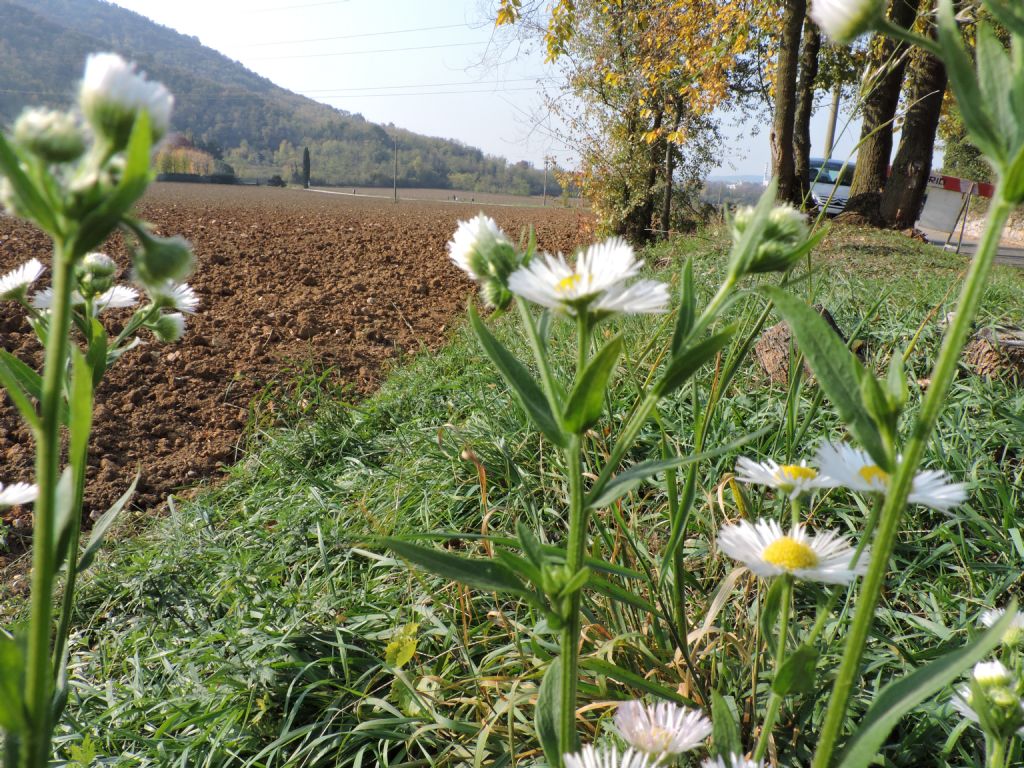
xmin=0 ymin=183 xmax=593 ymax=570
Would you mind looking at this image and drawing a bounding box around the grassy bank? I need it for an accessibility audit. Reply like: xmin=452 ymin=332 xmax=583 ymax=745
xmin=56 ymin=225 xmax=1023 ymax=766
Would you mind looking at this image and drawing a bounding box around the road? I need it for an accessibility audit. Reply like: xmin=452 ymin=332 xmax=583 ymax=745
xmin=920 ymin=228 xmax=1024 ymax=268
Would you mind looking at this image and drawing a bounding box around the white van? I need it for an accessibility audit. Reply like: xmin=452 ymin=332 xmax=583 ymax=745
xmin=808 ymin=158 xmax=855 ymax=216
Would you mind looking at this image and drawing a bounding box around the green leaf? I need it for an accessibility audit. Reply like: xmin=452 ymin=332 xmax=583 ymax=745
xmin=517 ymin=521 xmax=546 ymax=569
xmin=75 ymin=112 xmax=153 ymax=256
xmin=384 ymin=623 xmax=419 ymax=669
xmin=588 ymin=574 xmax=662 ymax=617
xmin=77 ymin=474 xmax=138 ymax=574
xmin=581 ymin=658 xmax=697 ymax=706
xmin=985 ymin=0 xmax=1024 ymax=36
xmin=1003 ymin=144 xmax=1024 ymax=206
xmin=711 ymin=692 xmax=741 ymax=759
xmin=836 ymin=602 xmax=1018 ymax=768
xmin=936 ymin=0 xmax=1004 ymax=164
xmin=760 ymin=286 xmax=888 ymax=468
xmin=52 ymin=469 xmax=75 ymax=571
xmin=68 ymin=348 xmax=94 ymax=494
xmin=0 ymin=133 xmax=58 ymax=234
xmin=535 ymin=658 xmax=563 ymax=763
xmin=0 ymin=350 xmax=68 ymax=426
xmin=0 ymin=353 xmax=39 ymax=431
xmin=772 ymin=643 xmax=819 ymax=696
xmin=382 ymin=537 xmax=530 ymax=596
xmin=655 ymin=326 xmax=735 ymax=398
xmin=563 ymin=334 xmax=622 ymax=433
xmin=86 ymin=318 xmax=109 ymax=385
xmin=671 ymin=257 xmax=696 ymax=355
xmin=493 ymin=548 xmax=543 ymax=587
xmin=588 ymin=426 xmax=771 ymax=509
xmin=468 ymin=305 xmax=566 ymax=447
xmin=0 ymin=631 xmax=27 ymax=733
xmin=976 ymin=24 xmax=1016 ymax=143
xmin=556 ymin=566 xmax=590 ymax=599
xmin=759 ymin=577 xmax=786 ymax=651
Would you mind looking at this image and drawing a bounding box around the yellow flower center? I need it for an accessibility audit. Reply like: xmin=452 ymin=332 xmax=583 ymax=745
xmin=777 ymin=465 xmax=817 ymax=484
xmin=643 ymin=725 xmax=674 ymax=752
xmin=555 ymin=273 xmax=582 ymax=294
xmin=762 ymin=536 xmax=819 ymax=571
xmin=858 ymin=465 xmax=889 ymax=487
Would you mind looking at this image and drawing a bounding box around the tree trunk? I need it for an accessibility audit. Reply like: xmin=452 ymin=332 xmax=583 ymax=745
xmin=843 ymin=0 xmax=921 ymax=220
xmin=771 ymin=0 xmax=807 ymax=205
xmin=620 ymin=105 xmax=663 ymax=243
xmin=879 ymin=9 xmax=947 ymax=229
xmin=794 ymin=16 xmax=821 ymax=206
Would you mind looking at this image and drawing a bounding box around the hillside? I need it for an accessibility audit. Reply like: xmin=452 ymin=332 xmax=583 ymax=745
xmin=0 ymin=0 xmax=558 ymax=193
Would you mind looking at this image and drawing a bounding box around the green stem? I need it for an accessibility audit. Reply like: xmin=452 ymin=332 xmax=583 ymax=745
xmin=986 ymin=735 xmax=1007 ymax=768
xmin=23 ymin=245 xmax=75 ymax=768
xmin=812 ymin=192 xmax=1014 ymax=768
xmin=558 ymin=433 xmax=585 ymax=762
xmin=515 ymin=297 xmax=563 ymax=422
xmin=754 ymin=575 xmax=793 ymax=762
xmin=878 ymin=18 xmax=944 ymax=59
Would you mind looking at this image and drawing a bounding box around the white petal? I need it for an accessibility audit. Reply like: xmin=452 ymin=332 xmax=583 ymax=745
xmin=0 ymin=258 xmax=45 ymax=299
xmin=0 ymin=481 xmax=38 ymax=506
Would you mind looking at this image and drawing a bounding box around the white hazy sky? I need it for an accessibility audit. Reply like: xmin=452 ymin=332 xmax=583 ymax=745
xmin=108 ymin=0 xmax=862 ymax=177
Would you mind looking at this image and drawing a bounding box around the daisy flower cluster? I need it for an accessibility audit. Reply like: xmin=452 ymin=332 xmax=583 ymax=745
xmin=562 ymin=700 xmax=761 ymax=768
xmin=951 ymin=657 xmax=1024 ymax=743
xmin=734 ymin=441 xmax=966 ymax=513
xmin=448 ymin=214 xmax=670 ymax=318
xmin=0 ymin=253 xmax=198 ymax=344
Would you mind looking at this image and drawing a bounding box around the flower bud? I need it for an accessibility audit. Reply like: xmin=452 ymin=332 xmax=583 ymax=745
xmin=132 ymin=229 xmax=194 ymax=286
xmin=80 ymin=52 xmax=173 ymax=149
xmin=77 ymin=252 xmax=118 ymax=297
xmin=13 ymin=108 xmax=85 ymax=163
xmin=809 ymin=0 xmax=884 ymax=44
xmin=152 ymin=312 xmax=186 ymax=342
xmin=447 ymin=213 xmax=519 ymax=308
xmin=731 ymin=203 xmax=810 ymax=274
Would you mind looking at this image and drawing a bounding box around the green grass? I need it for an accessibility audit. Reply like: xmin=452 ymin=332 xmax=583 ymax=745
xmin=53 ymin=224 xmax=1024 ymax=766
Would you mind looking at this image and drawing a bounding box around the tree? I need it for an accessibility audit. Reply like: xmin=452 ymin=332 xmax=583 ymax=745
xmin=302 ymin=146 xmax=310 ymax=189
xmin=879 ymin=2 xmax=947 ymax=228
xmin=844 ymin=0 xmax=922 ymax=218
xmin=793 ymin=14 xmax=822 ymax=204
xmin=496 ymin=0 xmax=757 ymax=239
xmin=771 ymin=0 xmax=809 ymax=204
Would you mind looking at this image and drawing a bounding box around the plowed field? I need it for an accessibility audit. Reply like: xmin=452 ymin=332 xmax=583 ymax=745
xmin=0 ymin=183 xmax=593 ymax=571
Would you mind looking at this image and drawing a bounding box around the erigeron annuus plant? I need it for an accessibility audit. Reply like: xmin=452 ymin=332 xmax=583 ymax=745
xmin=0 ymin=53 xmax=195 ymax=767
xmin=385 ymin=0 xmax=1024 ymax=765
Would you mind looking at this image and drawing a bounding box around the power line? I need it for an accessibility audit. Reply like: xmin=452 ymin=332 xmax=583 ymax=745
xmin=252 ymin=0 xmax=351 ymax=12
xmin=251 ymin=40 xmax=487 ymax=60
xmin=319 ymin=86 xmax=540 ymax=99
xmin=239 ymin=23 xmax=471 ymax=47
xmin=300 ymin=77 xmax=551 ymax=93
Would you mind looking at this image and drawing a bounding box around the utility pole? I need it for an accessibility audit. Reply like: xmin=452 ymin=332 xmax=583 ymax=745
xmin=542 ymin=157 xmax=548 ymax=206
xmin=393 ymin=134 xmax=398 ymax=204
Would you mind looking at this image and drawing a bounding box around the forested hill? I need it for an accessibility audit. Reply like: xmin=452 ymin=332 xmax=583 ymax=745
xmin=0 ymin=0 xmax=557 ymax=194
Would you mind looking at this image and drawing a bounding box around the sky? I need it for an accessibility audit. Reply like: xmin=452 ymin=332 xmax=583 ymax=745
xmin=108 ymin=0 xmax=863 ymax=178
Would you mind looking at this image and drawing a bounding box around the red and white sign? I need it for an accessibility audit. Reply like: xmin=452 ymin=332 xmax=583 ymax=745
xmin=925 ymin=171 xmax=995 ymax=199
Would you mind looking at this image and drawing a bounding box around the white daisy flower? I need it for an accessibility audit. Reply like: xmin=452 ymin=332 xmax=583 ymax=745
xmin=734 ymin=456 xmax=833 ymax=499
xmin=614 ymin=701 xmax=712 ymax=758
xmin=702 ymin=755 xmax=763 ymax=768
xmin=0 ymin=258 xmax=45 ymax=300
xmin=0 ymin=481 xmax=37 ymax=506
xmin=149 ymin=281 xmax=199 ymax=313
xmin=718 ymin=518 xmax=868 ymax=584
xmin=508 ymin=238 xmax=669 ymax=316
xmin=564 ymin=745 xmax=653 ymax=768
xmin=448 ymin=213 xmax=511 ymax=278
xmin=981 ymin=608 xmax=1024 ymax=646
xmin=815 ymin=442 xmax=967 ymax=513
xmin=809 ymin=0 xmax=884 ymax=43
xmin=80 ymin=52 xmax=173 ymax=143
xmin=32 ymin=285 xmax=138 ymax=312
